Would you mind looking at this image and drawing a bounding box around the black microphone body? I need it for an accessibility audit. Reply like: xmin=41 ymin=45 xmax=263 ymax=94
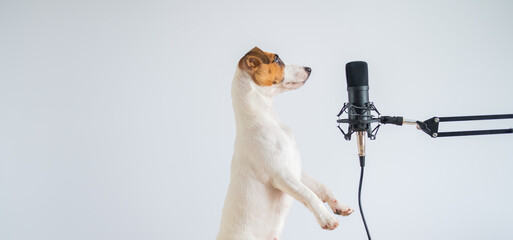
xmin=346 ymin=61 xmax=371 ymax=133
xmin=345 ymin=61 xmax=372 ymax=239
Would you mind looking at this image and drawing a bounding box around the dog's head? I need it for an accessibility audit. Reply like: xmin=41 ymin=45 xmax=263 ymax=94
xmin=238 ymin=47 xmax=311 ymax=92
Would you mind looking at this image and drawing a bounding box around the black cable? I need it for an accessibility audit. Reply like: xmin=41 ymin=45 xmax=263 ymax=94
xmin=358 ymin=156 xmax=372 ymax=240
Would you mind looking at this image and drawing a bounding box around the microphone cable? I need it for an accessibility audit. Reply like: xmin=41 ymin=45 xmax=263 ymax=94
xmin=358 ymin=156 xmax=372 ymax=240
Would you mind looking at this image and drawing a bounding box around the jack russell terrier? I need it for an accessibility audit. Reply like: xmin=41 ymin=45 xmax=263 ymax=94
xmin=217 ymin=47 xmax=354 ymax=240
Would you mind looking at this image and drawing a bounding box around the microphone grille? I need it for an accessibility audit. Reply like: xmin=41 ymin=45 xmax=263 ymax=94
xmin=346 ymin=61 xmax=369 ymax=87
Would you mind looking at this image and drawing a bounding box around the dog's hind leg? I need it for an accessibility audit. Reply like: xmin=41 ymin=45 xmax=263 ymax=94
xmin=272 ymin=172 xmax=339 ymax=230
xmin=301 ymin=171 xmax=354 ymax=216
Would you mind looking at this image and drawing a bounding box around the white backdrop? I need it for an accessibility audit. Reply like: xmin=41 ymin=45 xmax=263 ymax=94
xmin=1 ymin=1 xmax=513 ymax=239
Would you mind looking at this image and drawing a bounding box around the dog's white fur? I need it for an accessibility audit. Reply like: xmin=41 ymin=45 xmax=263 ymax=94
xmin=217 ymin=49 xmax=353 ymax=240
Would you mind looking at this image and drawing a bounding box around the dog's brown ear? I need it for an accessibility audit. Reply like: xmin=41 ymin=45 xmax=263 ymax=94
xmin=246 ymin=55 xmax=261 ymax=68
xmin=239 ymin=47 xmax=270 ymax=73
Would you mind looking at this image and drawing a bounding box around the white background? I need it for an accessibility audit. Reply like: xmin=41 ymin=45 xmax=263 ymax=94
xmin=1 ymin=1 xmax=513 ymax=239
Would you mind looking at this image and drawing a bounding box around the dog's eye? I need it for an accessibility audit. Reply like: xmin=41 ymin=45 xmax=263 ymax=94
xmin=274 ymin=55 xmax=281 ymax=63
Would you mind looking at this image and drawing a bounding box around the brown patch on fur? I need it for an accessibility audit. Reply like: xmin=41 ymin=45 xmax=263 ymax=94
xmin=238 ymin=47 xmax=285 ymax=86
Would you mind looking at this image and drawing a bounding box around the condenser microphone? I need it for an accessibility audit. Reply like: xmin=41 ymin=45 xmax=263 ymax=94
xmin=345 ymin=61 xmax=373 ymax=239
xmin=345 ymin=61 xmax=371 ymax=166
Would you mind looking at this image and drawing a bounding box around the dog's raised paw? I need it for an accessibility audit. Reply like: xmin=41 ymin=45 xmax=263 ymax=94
xmin=317 ymin=210 xmax=339 ymax=230
xmin=321 ymin=218 xmax=339 ymax=230
xmin=322 ymin=221 xmax=339 ymax=230
xmin=330 ymin=199 xmax=354 ymax=216
xmin=334 ymin=207 xmax=354 ymax=216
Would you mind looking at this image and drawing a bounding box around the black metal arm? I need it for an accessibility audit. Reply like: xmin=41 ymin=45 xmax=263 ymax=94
xmin=416 ymin=114 xmax=513 ymax=138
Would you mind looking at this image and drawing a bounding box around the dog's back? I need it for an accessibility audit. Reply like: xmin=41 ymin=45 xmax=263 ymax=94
xmin=217 ymin=66 xmax=301 ymax=239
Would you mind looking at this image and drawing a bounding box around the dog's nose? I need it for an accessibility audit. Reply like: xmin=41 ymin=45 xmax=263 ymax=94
xmin=304 ymin=67 xmax=312 ymax=74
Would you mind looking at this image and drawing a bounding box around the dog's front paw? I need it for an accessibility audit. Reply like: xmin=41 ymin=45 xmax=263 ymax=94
xmin=329 ymin=199 xmax=354 ymax=216
xmin=316 ymin=209 xmax=339 ymax=230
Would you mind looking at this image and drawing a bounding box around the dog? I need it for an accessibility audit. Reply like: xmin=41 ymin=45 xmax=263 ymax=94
xmin=216 ymin=47 xmax=354 ymax=240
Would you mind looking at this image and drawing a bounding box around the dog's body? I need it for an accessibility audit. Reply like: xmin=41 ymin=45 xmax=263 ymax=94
xmin=217 ymin=48 xmax=353 ymax=240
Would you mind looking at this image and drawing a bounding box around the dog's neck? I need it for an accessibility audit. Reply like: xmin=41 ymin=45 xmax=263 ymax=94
xmin=232 ymin=68 xmax=281 ymax=130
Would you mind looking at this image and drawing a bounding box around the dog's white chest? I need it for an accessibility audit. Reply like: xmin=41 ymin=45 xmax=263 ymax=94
xmin=277 ymin=124 xmax=302 ymax=174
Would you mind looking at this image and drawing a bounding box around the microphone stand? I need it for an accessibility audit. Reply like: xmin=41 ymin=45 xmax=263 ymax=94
xmin=337 ymin=103 xmax=513 ymax=240
xmin=414 ymin=114 xmax=513 ymax=138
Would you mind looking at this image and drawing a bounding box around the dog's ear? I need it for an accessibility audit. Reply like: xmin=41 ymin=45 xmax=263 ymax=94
xmin=246 ymin=55 xmax=262 ymax=69
xmin=239 ymin=47 xmax=270 ymax=73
